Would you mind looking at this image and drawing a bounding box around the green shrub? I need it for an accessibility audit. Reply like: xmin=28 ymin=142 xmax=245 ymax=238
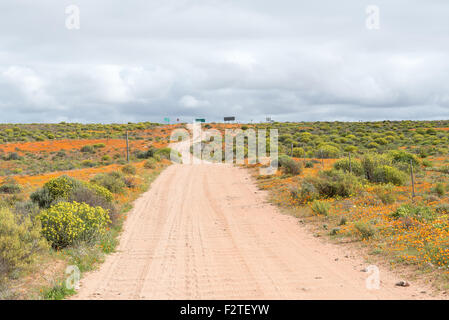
xmin=80 ymin=145 xmax=94 ymax=153
xmin=13 ymin=201 xmax=40 ymax=220
xmin=0 ymin=181 xmax=22 ymax=194
xmin=333 ymin=158 xmax=363 ymax=176
xmin=38 ymin=201 xmax=111 ymax=248
xmin=313 ymin=170 xmax=361 ymax=198
xmin=354 ymin=222 xmax=376 ymax=240
xmin=304 ymin=161 xmax=314 ymax=168
xmin=373 ymin=184 xmax=396 ymax=205
xmin=93 ymin=143 xmax=105 ymax=149
xmin=0 ymin=208 xmax=48 ymax=280
xmin=421 ymin=159 xmax=433 ymax=167
xmin=154 ymin=148 xmax=172 ymax=160
xmin=361 ymin=154 xmax=391 ymax=182
xmin=310 ymin=200 xmax=331 ymax=216
xmin=30 ymin=188 xmax=54 ymax=208
xmin=90 ymin=172 xmax=126 ymax=194
xmin=4 ymin=152 xmax=22 ymax=161
xmin=144 ymin=158 xmax=157 ymax=169
xmin=81 ymin=160 xmax=96 ymax=168
xmin=388 ymin=150 xmax=420 ymax=166
xmin=278 ymin=155 xmax=302 ymax=175
xmin=435 ymin=203 xmax=449 ymax=215
xmin=316 ymin=145 xmax=340 ymax=159
xmin=434 ymin=183 xmax=446 ymax=197
xmin=121 ymin=164 xmax=137 ymax=175
xmin=292 ymin=147 xmax=305 ymax=158
xmin=291 ymin=179 xmax=319 ymax=203
xmin=42 ymin=282 xmax=75 ymax=300
xmin=438 ymin=165 xmax=449 ymax=174
xmin=136 ymin=148 xmax=156 ymax=159
xmin=372 ymin=165 xmax=407 ymax=186
xmin=390 ymin=204 xmax=435 ymax=221
xmin=81 ymin=182 xmax=113 ymax=203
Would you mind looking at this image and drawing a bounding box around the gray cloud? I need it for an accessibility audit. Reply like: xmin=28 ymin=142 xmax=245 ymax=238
xmin=0 ymin=0 xmax=448 ymax=123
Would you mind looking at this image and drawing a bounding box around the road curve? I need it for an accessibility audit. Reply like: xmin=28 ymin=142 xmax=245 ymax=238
xmin=72 ymin=163 xmax=434 ymax=300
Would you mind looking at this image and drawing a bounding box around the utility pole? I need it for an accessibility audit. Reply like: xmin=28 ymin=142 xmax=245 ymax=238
xmin=349 ymin=152 xmax=352 ymax=174
xmin=410 ymin=159 xmax=415 ymax=199
xmin=126 ymin=131 xmax=130 ymax=163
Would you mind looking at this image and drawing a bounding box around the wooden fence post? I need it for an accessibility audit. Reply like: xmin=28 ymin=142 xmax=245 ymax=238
xmin=126 ymin=131 xmax=130 ymax=163
xmin=349 ymin=152 xmax=352 ymax=174
xmin=410 ymin=159 xmax=415 ymax=199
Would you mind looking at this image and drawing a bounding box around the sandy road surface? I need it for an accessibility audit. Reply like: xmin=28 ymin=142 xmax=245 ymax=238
xmin=72 ymin=162 xmax=438 ymax=300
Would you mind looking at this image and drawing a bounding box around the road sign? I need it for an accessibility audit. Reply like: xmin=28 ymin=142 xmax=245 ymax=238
xmin=195 ymin=118 xmax=205 ymax=123
xmin=164 ymin=117 xmax=170 ymax=124
xmin=224 ymin=116 xmax=235 ymax=122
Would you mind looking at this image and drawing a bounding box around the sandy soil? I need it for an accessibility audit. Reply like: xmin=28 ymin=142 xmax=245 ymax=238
xmin=72 ymin=161 xmax=440 ymax=300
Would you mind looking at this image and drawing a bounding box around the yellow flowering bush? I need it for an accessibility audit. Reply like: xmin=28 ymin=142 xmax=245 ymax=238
xmin=38 ymin=201 xmax=111 ymax=248
xmin=81 ymin=182 xmax=113 ymax=202
xmin=44 ymin=175 xmax=77 ymax=200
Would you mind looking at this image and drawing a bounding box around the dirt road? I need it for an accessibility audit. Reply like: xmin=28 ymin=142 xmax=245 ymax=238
xmin=72 ymin=162 xmax=437 ymax=300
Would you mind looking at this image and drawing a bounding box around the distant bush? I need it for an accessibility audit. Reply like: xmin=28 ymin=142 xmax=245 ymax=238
xmin=0 ymin=180 xmax=22 ymax=194
xmin=154 ymin=148 xmax=172 ymax=160
xmin=434 ymin=183 xmax=446 ymax=197
xmin=354 ymin=222 xmax=376 ymax=240
xmin=13 ymin=201 xmax=40 ymax=220
xmin=373 ymin=184 xmax=396 ymax=205
xmin=435 ymin=203 xmax=449 ymax=215
xmin=313 ymin=169 xmax=361 ymax=198
xmin=292 ymin=147 xmax=305 ymax=158
xmin=124 ymin=177 xmax=138 ymax=188
xmin=316 ymin=145 xmax=340 ymax=159
xmin=361 ymin=154 xmax=391 ymax=182
xmin=121 ymin=164 xmax=137 ymax=175
xmin=372 ymin=165 xmax=407 ymax=186
xmin=3 ymin=152 xmax=22 ymax=161
xmin=278 ymin=155 xmax=302 ymax=175
xmin=81 ymin=160 xmax=96 ymax=168
xmin=91 ymin=172 xmax=126 ymax=194
xmin=390 ymin=204 xmax=435 ymax=222
xmin=0 ymin=208 xmax=48 ymax=281
xmin=290 ymin=179 xmax=319 ymax=203
xmin=310 ymin=200 xmax=330 ymax=216
xmin=144 ymin=158 xmax=157 ymax=169
xmin=136 ymin=148 xmax=156 ymax=159
xmin=333 ymin=158 xmax=364 ymax=176
xmin=38 ymin=201 xmax=111 ymax=248
xmin=68 ymin=187 xmax=117 ymax=223
xmin=80 ymin=145 xmax=94 ymax=153
xmin=388 ymin=150 xmax=420 ymax=166
xmin=93 ymin=143 xmax=105 ymax=149
xmin=438 ymin=166 xmax=449 ymax=174
xmin=30 ymin=188 xmax=54 ymax=209
xmin=304 ymin=161 xmax=314 ymax=168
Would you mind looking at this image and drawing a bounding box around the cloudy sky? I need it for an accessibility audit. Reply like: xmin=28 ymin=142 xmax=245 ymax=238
xmin=0 ymin=0 xmax=448 ymax=123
